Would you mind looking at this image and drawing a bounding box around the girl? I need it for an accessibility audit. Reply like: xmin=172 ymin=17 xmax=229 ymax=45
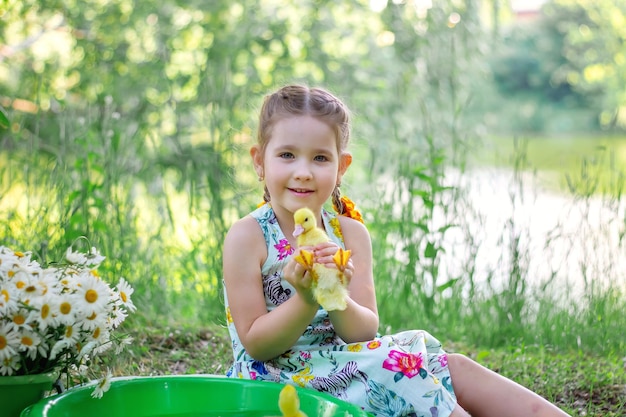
xmin=222 ymin=84 xmax=570 ymax=417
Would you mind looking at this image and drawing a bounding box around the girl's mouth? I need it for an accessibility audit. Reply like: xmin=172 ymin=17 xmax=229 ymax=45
xmin=289 ymin=188 xmax=313 ymax=195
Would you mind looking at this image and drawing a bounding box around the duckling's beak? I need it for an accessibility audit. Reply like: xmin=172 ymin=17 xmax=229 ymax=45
xmin=293 ymin=224 xmax=304 ymax=237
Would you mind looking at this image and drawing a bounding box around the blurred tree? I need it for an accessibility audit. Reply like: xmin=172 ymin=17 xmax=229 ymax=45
xmin=543 ymin=0 xmax=626 ymax=129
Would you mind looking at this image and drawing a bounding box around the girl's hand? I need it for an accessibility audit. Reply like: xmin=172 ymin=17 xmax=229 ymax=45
xmin=283 ymin=250 xmax=318 ymax=306
xmin=312 ymin=242 xmax=354 ymax=283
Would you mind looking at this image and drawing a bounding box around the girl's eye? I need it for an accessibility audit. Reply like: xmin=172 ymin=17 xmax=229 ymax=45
xmin=314 ymin=155 xmax=328 ymax=162
xmin=279 ymin=152 xmax=294 ymax=159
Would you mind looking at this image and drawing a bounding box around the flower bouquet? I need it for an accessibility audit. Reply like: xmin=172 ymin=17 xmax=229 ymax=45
xmin=0 ymin=244 xmax=136 ymax=398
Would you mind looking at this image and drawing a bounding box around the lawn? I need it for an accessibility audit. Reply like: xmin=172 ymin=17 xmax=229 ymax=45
xmin=101 ymin=324 xmax=626 ymax=417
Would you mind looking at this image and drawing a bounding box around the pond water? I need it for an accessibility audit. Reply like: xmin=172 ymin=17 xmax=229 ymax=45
xmin=458 ymin=166 xmax=626 ymax=297
xmin=366 ymin=138 xmax=626 ymax=303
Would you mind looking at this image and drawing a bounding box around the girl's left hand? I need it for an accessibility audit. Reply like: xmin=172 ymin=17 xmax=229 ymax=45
xmin=313 ymin=242 xmax=354 ymax=283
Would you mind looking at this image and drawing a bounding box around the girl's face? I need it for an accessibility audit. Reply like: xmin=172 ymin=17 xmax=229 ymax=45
xmin=252 ymin=115 xmax=351 ymax=221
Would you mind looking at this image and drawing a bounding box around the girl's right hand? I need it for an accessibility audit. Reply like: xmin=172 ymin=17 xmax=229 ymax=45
xmin=283 ymin=251 xmax=318 ymax=306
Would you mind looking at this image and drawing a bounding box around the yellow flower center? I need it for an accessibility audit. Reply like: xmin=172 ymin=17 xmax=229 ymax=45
xmin=21 ymin=336 xmax=33 ymax=346
xmin=13 ymin=314 xmax=25 ymax=325
xmin=65 ymin=326 xmax=74 ymax=338
xmin=93 ymin=327 xmax=100 ymax=339
xmin=85 ymin=289 xmax=98 ymax=303
xmin=120 ymin=291 xmax=128 ymax=303
xmin=14 ymin=251 xmax=24 ymax=257
xmin=60 ymin=302 xmax=72 ymax=315
xmin=25 ymin=285 xmax=37 ymax=293
xmin=0 ymin=335 xmax=6 ymax=349
xmin=87 ymin=312 xmax=97 ymax=320
xmin=1 ymin=289 xmax=9 ymax=302
xmin=15 ymin=279 xmax=24 ymax=288
xmin=41 ymin=304 xmax=50 ymax=319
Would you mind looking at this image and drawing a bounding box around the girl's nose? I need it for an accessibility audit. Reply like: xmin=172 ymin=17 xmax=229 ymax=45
xmin=294 ymin=162 xmax=313 ymax=180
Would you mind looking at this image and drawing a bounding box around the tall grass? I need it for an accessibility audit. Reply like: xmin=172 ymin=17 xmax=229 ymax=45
xmin=3 ymin=103 xmax=625 ymax=357
xmin=0 ymin=92 xmax=243 ymax=327
xmin=2 ymin=0 xmax=624 ymax=359
xmin=367 ymin=133 xmax=626 ymax=355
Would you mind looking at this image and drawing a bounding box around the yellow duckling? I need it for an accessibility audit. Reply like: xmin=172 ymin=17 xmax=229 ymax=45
xmin=278 ymin=384 xmax=308 ymax=417
xmin=292 ymin=207 xmax=351 ymax=311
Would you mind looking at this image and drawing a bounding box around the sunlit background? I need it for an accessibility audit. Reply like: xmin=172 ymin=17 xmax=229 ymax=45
xmin=1 ymin=0 xmax=625 ymax=354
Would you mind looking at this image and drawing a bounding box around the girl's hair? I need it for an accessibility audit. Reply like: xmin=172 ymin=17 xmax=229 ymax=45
xmin=257 ymin=85 xmax=361 ymax=221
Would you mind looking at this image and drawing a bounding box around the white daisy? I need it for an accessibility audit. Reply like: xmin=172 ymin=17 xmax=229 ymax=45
xmin=114 ymin=336 xmax=133 ymax=354
xmin=16 ymin=328 xmax=44 ymax=361
xmin=27 ymin=292 xmax=59 ymax=332
xmin=65 ymin=247 xmax=105 ymax=267
xmin=108 ymin=304 xmax=128 ymax=328
xmin=0 ymin=355 xmax=20 ymax=376
xmin=115 ymin=278 xmax=136 ymax=313
xmin=0 ymin=284 xmax=19 ymax=315
xmin=76 ymin=307 xmax=108 ymax=331
xmin=56 ymin=266 xmax=81 ymax=292
xmin=88 ymin=324 xmax=109 ymax=345
xmin=0 ymin=323 xmax=20 ymax=361
xmin=52 ymin=293 xmax=77 ymax=326
xmin=77 ymin=341 xmax=97 ymax=361
xmin=5 ymin=309 xmax=31 ymax=332
xmin=74 ymin=271 xmax=111 ymax=315
xmin=85 ymin=247 xmax=106 ymax=267
xmin=49 ymin=322 xmax=85 ymax=359
xmin=65 ymin=247 xmax=88 ymax=265
xmin=91 ymin=370 xmax=112 ymax=399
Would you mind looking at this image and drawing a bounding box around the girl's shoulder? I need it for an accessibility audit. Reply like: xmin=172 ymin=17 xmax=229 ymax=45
xmin=224 ymin=213 xmax=266 ymax=254
xmin=336 ymin=212 xmax=371 ymax=243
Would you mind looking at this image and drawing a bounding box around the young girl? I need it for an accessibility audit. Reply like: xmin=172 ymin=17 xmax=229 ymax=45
xmin=222 ymin=84 xmax=571 ymax=417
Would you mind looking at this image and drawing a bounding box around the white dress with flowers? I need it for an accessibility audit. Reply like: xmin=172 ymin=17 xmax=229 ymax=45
xmin=224 ymin=204 xmax=457 ymax=417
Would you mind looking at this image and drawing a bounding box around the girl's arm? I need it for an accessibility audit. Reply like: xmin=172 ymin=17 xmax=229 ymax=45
xmin=318 ymin=217 xmax=379 ymax=342
xmin=223 ymin=216 xmax=318 ymax=361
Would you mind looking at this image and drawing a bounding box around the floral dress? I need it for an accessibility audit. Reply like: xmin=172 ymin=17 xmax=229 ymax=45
xmin=224 ymin=204 xmax=457 ymax=417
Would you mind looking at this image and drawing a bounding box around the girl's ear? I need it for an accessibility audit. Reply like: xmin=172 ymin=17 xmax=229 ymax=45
xmin=338 ymin=152 xmax=352 ymax=177
xmin=250 ymin=145 xmax=264 ymax=178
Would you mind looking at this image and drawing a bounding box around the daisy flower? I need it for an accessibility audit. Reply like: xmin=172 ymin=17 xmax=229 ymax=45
xmin=27 ymin=292 xmax=59 ymax=332
xmin=108 ymin=304 xmax=128 ymax=328
xmin=0 ymin=355 xmax=20 ymax=376
xmin=74 ymin=271 xmax=112 ymax=315
xmin=52 ymin=292 xmax=77 ymax=326
xmin=0 ymin=244 xmax=135 ymax=397
xmin=16 ymin=328 xmax=44 ymax=361
xmin=66 ymin=246 xmax=105 ymax=267
xmin=91 ymin=370 xmax=113 ymax=399
xmin=0 ymin=286 xmax=19 ymax=317
xmin=6 ymin=310 xmax=30 ymax=332
xmin=0 ymin=323 xmax=20 ymax=361
xmin=115 ymin=278 xmax=136 ymax=313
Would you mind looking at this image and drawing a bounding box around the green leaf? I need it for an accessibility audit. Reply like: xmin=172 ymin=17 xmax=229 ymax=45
xmin=437 ymin=224 xmax=458 ymax=234
xmin=393 ymin=371 xmax=404 ymax=382
xmin=437 ymin=277 xmax=460 ymax=292
xmin=424 ymin=242 xmax=437 ymax=259
xmin=0 ymin=106 xmax=9 ymax=129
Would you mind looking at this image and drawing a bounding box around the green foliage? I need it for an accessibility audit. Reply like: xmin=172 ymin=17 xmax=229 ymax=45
xmin=544 ymin=0 xmax=626 ymax=129
xmin=484 ymin=0 xmax=626 ymax=132
xmin=1 ymin=0 xmax=625 ymax=361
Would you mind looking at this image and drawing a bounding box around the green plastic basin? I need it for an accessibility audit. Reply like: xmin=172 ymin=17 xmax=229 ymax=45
xmin=21 ymin=375 xmax=370 ymax=417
